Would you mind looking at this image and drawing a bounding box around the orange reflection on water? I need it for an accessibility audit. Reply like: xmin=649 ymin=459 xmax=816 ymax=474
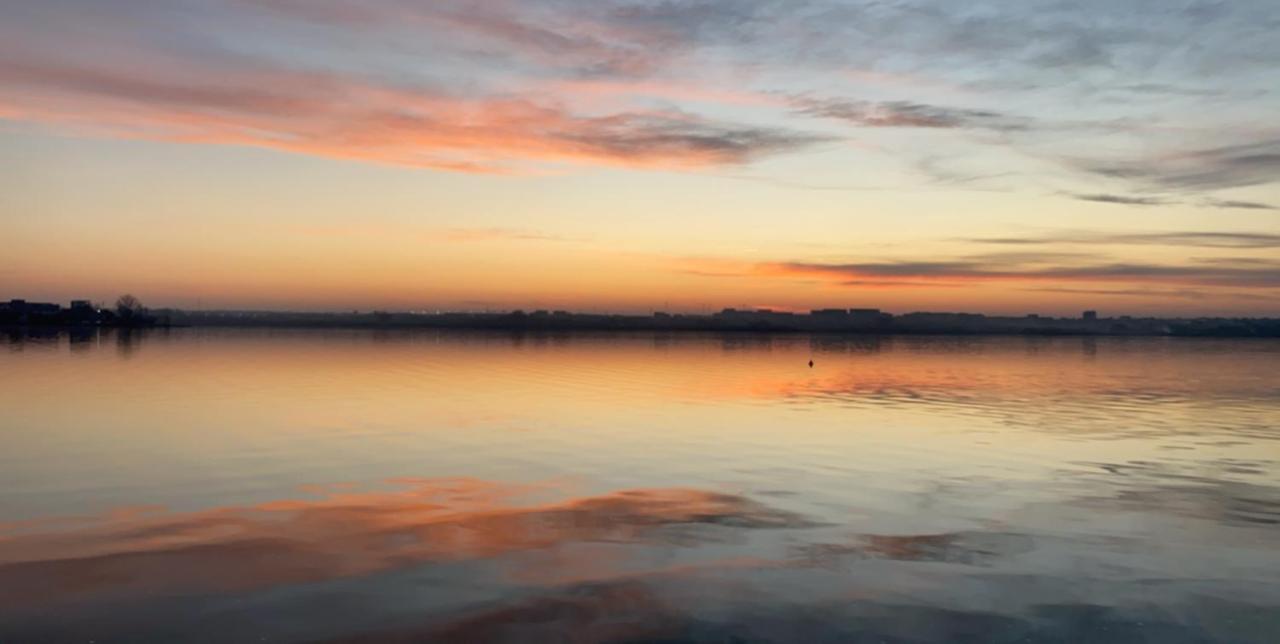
xmin=2 ymin=330 xmax=1279 ymax=642
xmin=0 ymin=477 xmax=809 ymax=610
xmin=7 ymin=330 xmax=1271 ymax=415
xmin=3 ymin=330 xmax=1274 ymax=519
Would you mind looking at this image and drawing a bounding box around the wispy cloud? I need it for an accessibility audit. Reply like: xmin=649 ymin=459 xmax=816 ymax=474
xmin=839 ymin=280 xmax=965 ymax=289
xmin=0 ymin=56 xmax=824 ymax=172
xmin=2 ymin=0 xmax=1278 ymax=192
xmin=1199 ymin=198 xmax=1277 ymax=211
xmin=1080 ymin=139 xmax=1280 ymax=192
xmin=1026 ymin=286 xmax=1213 ymax=300
xmin=762 ymin=259 xmax=1280 ymax=289
xmin=763 ymin=257 xmax=1280 ymax=289
xmin=247 ymin=1 xmax=673 ymax=78
xmin=966 ymin=231 xmax=1280 ymax=249
xmin=1069 ymin=193 xmax=1172 ymax=207
xmin=1025 ymin=286 xmax=1278 ymax=302
xmin=789 ymin=96 xmax=1025 ymax=131
xmin=681 ymin=252 xmax=1280 ymax=290
xmin=1054 ymin=192 xmax=1276 ymax=210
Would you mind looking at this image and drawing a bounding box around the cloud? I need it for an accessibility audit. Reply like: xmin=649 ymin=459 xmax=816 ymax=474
xmin=0 ymin=56 xmax=824 ymax=172
xmin=553 ymin=111 xmax=828 ymax=166
xmin=1081 ymin=139 xmax=1280 ymax=192
xmin=247 ymin=1 xmax=666 ymax=78
xmin=790 ymin=96 xmax=1024 ymax=131
xmin=243 ymin=0 xmax=790 ymax=81
xmin=1026 ymin=287 xmax=1212 ymax=300
xmin=1109 ymin=83 xmax=1224 ymax=97
xmin=839 ymin=280 xmax=964 ymax=289
xmin=3 ymin=0 xmax=1279 ymax=187
xmin=1056 ymin=193 xmax=1275 ymax=210
xmin=759 ymin=254 xmax=1280 ymax=289
xmin=1069 ymin=193 xmax=1171 ymax=206
xmin=1026 ymin=287 xmax=1277 ymax=302
xmin=966 ymin=231 xmax=1280 ymax=249
xmin=0 ymin=57 xmax=314 ymax=116
xmin=1200 ymin=198 xmax=1278 ymax=211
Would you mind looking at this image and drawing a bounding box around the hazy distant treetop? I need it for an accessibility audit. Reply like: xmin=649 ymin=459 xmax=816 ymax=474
xmin=116 ymin=294 xmax=145 ymax=319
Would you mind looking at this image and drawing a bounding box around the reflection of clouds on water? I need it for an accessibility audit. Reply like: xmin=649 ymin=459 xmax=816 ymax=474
xmin=2 ymin=331 xmax=1279 ymax=642
xmin=792 ymin=531 xmax=1037 ymax=568
xmin=1 ymin=473 xmax=1278 ymax=642
xmin=1069 ymin=459 xmax=1280 ymax=528
xmin=315 ymin=577 xmax=1279 ymax=644
xmin=0 ymin=479 xmax=814 ymax=610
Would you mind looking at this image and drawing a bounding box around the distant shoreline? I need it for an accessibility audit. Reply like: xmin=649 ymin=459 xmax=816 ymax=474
xmin=9 ymin=313 xmax=1277 ymax=339
xmin=5 ymin=323 xmax=1279 ymax=339
xmin=6 ymin=299 xmax=1279 ymax=338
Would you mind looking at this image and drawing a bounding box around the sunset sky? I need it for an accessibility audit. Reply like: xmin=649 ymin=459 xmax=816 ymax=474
xmin=3 ymin=0 xmax=1278 ymax=315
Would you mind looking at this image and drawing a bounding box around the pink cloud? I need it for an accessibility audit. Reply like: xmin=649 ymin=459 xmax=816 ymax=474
xmin=0 ymin=56 xmax=821 ymax=173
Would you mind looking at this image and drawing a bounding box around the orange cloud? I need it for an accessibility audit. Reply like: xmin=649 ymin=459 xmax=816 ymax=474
xmin=0 ymin=56 xmax=822 ymax=173
xmin=676 ymin=255 xmax=1280 ymax=291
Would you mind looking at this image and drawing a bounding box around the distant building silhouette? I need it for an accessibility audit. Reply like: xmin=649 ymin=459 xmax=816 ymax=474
xmin=810 ymin=308 xmax=848 ymax=319
xmin=1 ymin=299 xmax=59 ymax=324
xmin=1 ymin=298 xmax=158 ymax=327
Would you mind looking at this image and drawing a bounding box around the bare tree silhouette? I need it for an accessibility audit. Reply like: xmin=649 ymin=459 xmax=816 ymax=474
xmin=115 ymin=294 xmax=145 ymax=321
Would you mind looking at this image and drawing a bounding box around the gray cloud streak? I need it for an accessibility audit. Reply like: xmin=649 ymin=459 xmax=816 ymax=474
xmin=1200 ymin=198 xmax=1278 ymax=211
xmin=1054 ymin=192 xmax=1275 ymax=210
xmin=966 ymin=231 xmax=1280 ymax=249
xmin=1082 ymin=139 xmax=1280 ymax=192
xmin=790 ymin=96 xmax=1025 ymax=131
xmin=771 ymin=255 xmax=1280 ymax=288
xmin=1069 ymin=193 xmax=1171 ymax=206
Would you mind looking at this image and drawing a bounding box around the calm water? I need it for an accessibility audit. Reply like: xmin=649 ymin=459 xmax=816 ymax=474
xmin=1 ymin=328 xmax=1278 ymax=643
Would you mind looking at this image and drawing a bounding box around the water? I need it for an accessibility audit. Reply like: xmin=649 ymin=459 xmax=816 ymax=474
xmin=1 ymin=328 xmax=1278 ymax=643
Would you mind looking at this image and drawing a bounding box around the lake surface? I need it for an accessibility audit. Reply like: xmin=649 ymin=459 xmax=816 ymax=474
xmin=1 ymin=328 xmax=1278 ymax=643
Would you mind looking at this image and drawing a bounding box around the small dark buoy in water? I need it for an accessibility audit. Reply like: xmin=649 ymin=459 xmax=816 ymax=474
xmin=808 ymin=359 xmax=814 ymax=368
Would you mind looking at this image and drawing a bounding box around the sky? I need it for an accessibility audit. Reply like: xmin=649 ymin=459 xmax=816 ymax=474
xmin=2 ymin=0 xmax=1278 ymax=316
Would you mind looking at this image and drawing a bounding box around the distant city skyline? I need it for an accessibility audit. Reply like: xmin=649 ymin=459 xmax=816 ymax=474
xmin=10 ymin=295 xmax=1280 ymax=330
xmin=3 ymin=1 xmax=1279 ymax=316
xmin=0 ymin=294 xmax=1219 ymax=319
